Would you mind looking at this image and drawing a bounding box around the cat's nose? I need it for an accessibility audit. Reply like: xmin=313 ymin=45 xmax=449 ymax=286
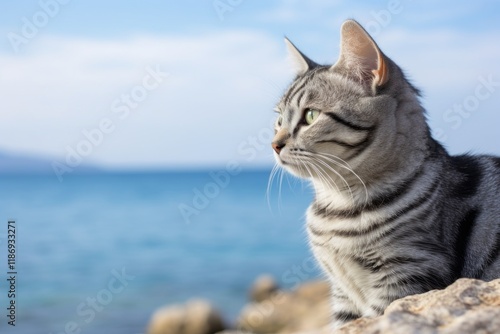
xmin=272 ymin=142 xmax=285 ymax=154
xmin=272 ymin=129 xmax=290 ymax=155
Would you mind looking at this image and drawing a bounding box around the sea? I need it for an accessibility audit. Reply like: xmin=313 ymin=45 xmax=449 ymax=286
xmin=0 ymin=169 xmax=321 ymax=334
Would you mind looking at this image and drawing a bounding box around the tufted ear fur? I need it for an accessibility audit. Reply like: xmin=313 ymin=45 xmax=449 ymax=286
xmin=284 ymin=37 xmax=318 ymax=76
xmin=333 ymin=20 xmax=389 ymax=90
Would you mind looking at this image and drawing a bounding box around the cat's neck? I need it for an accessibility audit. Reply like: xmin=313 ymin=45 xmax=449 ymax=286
xmin=310 ymin=142 xmax=441 ymax=211
xmin=311 ymin=179 xmax=368 ymax=211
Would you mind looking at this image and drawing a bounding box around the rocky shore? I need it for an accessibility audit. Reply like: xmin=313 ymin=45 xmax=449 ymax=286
xmin=146 ymin=276 xmax=500 ymax=334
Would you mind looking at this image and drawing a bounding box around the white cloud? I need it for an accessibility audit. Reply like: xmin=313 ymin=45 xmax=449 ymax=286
xmin=0 ymin=31 xmax=293 ymax=169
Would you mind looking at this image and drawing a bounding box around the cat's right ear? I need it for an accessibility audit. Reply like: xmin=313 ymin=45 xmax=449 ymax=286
xmin=334 ymin=20 xmax=389 ymax=90
xmin=284 ymin=37 xmax=317 ymax=76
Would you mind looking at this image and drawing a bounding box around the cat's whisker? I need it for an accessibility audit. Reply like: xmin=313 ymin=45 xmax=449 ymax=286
xmin=290 ymin=157 xmax=308 ymax=184
xmin=314 ymin=152 xmax=369 ymax=206
xmin=302 ymin=150 xmax=368 ymax=206
xmin=316 ymin=153 xmax=367 ymax=189
xmin=308 ymin=155 xmax=356 ymax=205
xmin=266 ymin=163 xmax=281 ymax=212
xmin=295 ymin=151 xmax=354 ymax=201
xmin=313 ymin=151 xmax=352 ymax=168
xmin=289 ymin=155 xmax=330 ymax=193
xmin=310 ymin=163 xmax=341 ymax=195
xmin=278 ymin=165 xmax=285 ymax=215
xmin=295 ymin=154 xmax=343 ymax=195
xmin=302 ymin=160 xmax=315 ymax=181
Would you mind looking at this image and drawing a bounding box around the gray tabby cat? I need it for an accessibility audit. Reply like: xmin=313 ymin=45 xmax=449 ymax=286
xmin=272 ymin=20 xmax=500 ymax=328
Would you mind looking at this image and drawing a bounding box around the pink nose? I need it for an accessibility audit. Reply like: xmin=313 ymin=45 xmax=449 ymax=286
xmin=272 ymin=142 xmax=284 ymax=154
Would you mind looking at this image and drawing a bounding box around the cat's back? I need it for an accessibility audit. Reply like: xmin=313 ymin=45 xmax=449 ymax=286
xmin=440 ymin=153 xmax=500 ymax=280
xmin=443 ymin=153 xmax=500 ymax=209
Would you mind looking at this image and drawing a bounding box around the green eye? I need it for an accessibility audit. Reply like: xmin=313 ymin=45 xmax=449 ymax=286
xmin=305 ymin=109 xmax=320 ymax=125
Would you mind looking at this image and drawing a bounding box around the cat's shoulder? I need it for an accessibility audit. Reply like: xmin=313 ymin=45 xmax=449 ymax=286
xmin=449 ymin=154 xmax=500 ymax=171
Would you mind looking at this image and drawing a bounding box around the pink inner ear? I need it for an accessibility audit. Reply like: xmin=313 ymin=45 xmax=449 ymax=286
xmin=354 ymin=43 xmax=378 ymax=77
xmin=339 ymin=21 xmax=389 ymax=87
xmin=373 ymin=52 xmax=388 ymax=86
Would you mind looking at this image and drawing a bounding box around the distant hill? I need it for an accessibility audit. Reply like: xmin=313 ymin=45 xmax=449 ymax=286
xmin=0 ymin=151 xmax=101 ymax=174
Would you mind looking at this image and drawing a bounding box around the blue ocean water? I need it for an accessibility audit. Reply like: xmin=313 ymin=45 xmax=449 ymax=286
xmin=0 ymin=170 xmax=320 ymax=334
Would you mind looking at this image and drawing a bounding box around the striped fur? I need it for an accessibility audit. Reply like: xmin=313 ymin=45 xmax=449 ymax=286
xmin=272 ymin=20 xmax=500 ymax=329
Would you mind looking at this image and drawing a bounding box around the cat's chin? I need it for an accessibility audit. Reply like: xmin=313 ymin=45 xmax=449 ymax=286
xmin=286 ymin=168 xmax=311 ymax=180
xmin=276 ymin=161 xmax=311 ymax=180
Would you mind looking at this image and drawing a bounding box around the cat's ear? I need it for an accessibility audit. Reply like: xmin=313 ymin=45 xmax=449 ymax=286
xmin=334 ymin=20 xmax=389 ymax=88
xmin=284 ymin=37 xmax=317 ymax=76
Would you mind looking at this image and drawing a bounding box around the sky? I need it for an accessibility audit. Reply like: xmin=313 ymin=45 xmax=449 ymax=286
xmin=0 ymin=0 xmax=499 ymax=170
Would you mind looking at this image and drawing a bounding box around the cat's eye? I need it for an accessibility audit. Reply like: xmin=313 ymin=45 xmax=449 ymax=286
xmin=277 ymin=115 xmax=283 ymax=127
xmin=305 ymin=109 xmax=320 ymax=125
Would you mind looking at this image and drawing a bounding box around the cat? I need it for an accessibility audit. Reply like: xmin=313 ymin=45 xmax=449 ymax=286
xmin=271 ymin=19 xmax=500 ymax=329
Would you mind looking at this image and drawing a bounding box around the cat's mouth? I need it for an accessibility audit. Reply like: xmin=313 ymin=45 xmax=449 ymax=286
xmin=274 ymin=151 xmax=295 ymax=169
xmin=274 ymin=152 xmax=287 ymax=165
xmin=275 ymin=150 xmax=310 ymax=176
xmin=277 ymin=148 xmax=351 ymax=180
xmin=274 ymin=149 xmax=292 ymax=165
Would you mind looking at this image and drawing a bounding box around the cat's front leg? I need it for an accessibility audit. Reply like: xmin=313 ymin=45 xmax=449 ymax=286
xmin=330 ymin=285 xmax=362 ymax=330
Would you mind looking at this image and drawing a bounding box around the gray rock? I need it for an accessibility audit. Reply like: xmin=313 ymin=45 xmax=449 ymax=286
xmin=147 ymin=299 xmax=226 ymax=334
xmin=249 ymin=275 xmax=280 ymax=303
xmin=237 ymin=280 xmax=331 ymax=334
xmin=335 ymin=278 xmax=500 ymax=334
xmin=148 ymin=278 xmax=500 ymax=334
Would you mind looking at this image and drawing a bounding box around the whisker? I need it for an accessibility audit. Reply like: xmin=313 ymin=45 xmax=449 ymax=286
xmin=296 ymin=154 xmax=342 ymax=195
xmin=271 ymin=147 xmax=369 ymax=212
xmin=278 ymin=166 xmax=284 ymax=215
xmin=308 ymin=154 xmax=355 ymax=204
xmin=313 ymin=151 xmax=369 ymax=206
xmin=266 ymin=163 xmax=280 ymax=212
xmin=296 ymin=152 xmax=348 ymax=188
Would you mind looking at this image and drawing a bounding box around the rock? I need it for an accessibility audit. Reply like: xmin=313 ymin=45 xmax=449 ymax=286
xmin=237 ymin=279 xmax=331 ymax=334
xmin=335 ymin=278 xmax=500 ymax=334
xmin=147 ymin=299 xmax=226 ymax=334
xmin=250 ymin=275 xmax=280 ymax=303
xmin=294 ymin=280 xmax=331 ymax=303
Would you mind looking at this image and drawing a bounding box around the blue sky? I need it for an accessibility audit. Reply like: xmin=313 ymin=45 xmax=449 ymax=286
xmin=0 ymin=1 xmax=499 ymax=170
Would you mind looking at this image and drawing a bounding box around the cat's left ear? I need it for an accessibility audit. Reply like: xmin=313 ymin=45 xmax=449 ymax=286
xmin=334 ymin=20 xmax=389 ymax=89
xmin=284 ymin=37 xmax=318 ymax=76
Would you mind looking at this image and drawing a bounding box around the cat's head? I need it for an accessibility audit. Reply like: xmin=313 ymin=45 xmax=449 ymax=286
xmin=272 ymin=20 xmax=429 ymax=188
